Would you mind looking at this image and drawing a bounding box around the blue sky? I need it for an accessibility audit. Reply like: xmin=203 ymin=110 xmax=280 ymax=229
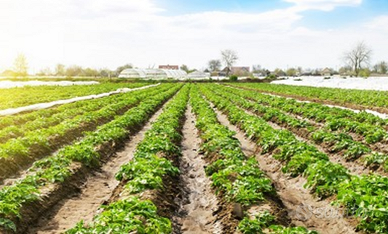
xmin=159 ymin=0 xmax=293 ymax=14
xmin=0 ymin=0 xmax=387 ymax=72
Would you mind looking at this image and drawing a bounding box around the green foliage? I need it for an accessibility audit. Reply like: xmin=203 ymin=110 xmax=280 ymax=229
xmin=304 ymin=161 xmax=350 ymax=198
xmin=229 ymin=75 xmax=238 ymax=81
xmin=336 ymin=175 xmax=388 ymax=233
xmin=238 ymin=211 xmax=274 ymax=233
xmin=0 ymin=84 xmax=181 ymax=231
xmin=66 ymin=198 xmax=171 ymax=234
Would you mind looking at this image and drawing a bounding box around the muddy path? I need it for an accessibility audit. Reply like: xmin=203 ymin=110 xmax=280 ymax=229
xmin=211 ymin=106 xmax=358 ymax=234
xmin=27 ymin=100 xmax=168 ymax=234
xmin=173 ymin=105 xmax=224 ymax=234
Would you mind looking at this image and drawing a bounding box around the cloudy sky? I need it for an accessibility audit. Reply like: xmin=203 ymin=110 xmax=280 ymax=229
xmin=0 ymin=0 xmax=387 ymax=73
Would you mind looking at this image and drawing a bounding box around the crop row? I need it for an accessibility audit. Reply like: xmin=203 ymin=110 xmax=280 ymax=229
xmin=231 ymin=83 xmax=388 ymax=110
xmin=67 ymin=84 xmax=190 ymax=233
xmin=0 ymin=84 xmax=173 ymax=182
xmin=0 ymin=82 xmax=148 ymax=111
xmin=191 ymin=85 xmax=316 ymax=234
xmin=0 ymin=88 xmax=155 ymax=143
xmin=0 ymin=84 xmax=181 ymax=233
xmin=225 ymin=84 xmax=388 ymax=143
xmin=201 ymin=84 xmax=388 ymax=233
xmin=211 ymin=85 xmax=387 ymax=170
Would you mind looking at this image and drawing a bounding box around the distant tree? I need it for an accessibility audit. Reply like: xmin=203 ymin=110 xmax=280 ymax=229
xmin=286 ymin=68 xmax=297 ymax=77
xmin=36 ymin=67 xmax=53 ymax=76
xmin=13 ymin=54 xmax=28 ymax=77
xmin=221 ymin=49 xmax=238 ymax=76
xmin=343 ymin=41 xmax=372 ymax=77
xmin=65 ymin=65 xmax=83 ymax=77
xmin=83 ymin=67 xmax=99 ymax=77
xmin=252 ymin=64 xmax=262 ymax=73
xmin=180 ymin=64 xmax=196 ymax=74
xmin=55 ymin=64 xmax=66 ymax=76
xmin=180 ymin=64 xmax=189 ymax=73
xmin=297 ymin=67 xmax=303 ymax=75
xmin=273 ymin=68 xmax=285 ymax=77
xmin=208 ymin=59 xmax=221 ymax=72
xmin=373 ymin=61 xmax=387 ymax=74
xmin=99 ymin=68 xmax=112 ymax=78
xmin=339 ymin=66 xmax=352 ymax=76
xmin=1 ymin=70 xmax=16 ymax=77
xmin=115 ymin=64 xmax=133 ymax=76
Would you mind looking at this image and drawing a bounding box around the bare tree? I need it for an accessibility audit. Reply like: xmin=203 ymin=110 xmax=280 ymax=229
xmin=13 ymin=53 xmax=28 ymax=77
xmin=343 ymin=41 xmax=372 ymax=77
xmin=221 ymin=49 xmax=238 ymax=76
xmin=208 ymin=59 xmax=221 ymax=72
xmin=55 ymin=64 xmax=66 ymax=76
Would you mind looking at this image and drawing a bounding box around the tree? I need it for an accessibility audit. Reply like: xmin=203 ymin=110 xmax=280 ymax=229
xmin=180 ymin=64 xmax=189 ymax=73
xmin=208 ymin=59 xmax=221 ymax=72
xmin=252 ymin=64 xmax=261 ymax=72
xmin=65 ymin=65 xmax=83 ymax=77
xmin=343 ymin=41 xmax=372 ymax=77
xmin=55 ymin=64 xmax=66 ymax=76
xmin=273 ymin=68 xmax=285 ymax=77
xmin=221 ymin=49 xmax=238 ymax=76
xmin=286 ymin=68 xmax=297 ymax=77
xmin=373 ymin=61 xmax=387 ymax=74
xmin=36 ymin=67 xmax=53 ymax=76
xmin=115 ymin=64 xmax=133 ymax=76
xmin=13 ymin=54 xmax=28 ymax=77
xmin=99 ymin=68 xmax=112 ymax=78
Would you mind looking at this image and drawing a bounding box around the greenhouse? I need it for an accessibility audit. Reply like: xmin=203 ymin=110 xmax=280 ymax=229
xmin=187 ymin=71 xmax=211 ymax=79
xmin=119 ymin=68 xmax=187 ymax=79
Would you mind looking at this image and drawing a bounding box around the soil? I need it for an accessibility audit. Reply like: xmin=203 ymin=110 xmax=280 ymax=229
xmin=173 ymin=105 xmax=223 ymax=234
xmin=25 ymin=99 xmax=168 ymax=234
xmin=239 ymin=103 xmax=385 ymax=177
xmin=212 ymin=106 xmax=359 ymax=234
xmin=0 ymin=101 xmax=139 ymax=185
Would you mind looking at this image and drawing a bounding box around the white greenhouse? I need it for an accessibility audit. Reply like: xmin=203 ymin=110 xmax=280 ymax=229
xmin=187 ymin=71 xmax=210 ymax=79
xmin=119 ymin=68 xmax=187 ymax=80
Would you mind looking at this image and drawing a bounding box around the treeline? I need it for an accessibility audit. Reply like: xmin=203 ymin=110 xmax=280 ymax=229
xmin=1 ymin=62 xmax=133 ymax=78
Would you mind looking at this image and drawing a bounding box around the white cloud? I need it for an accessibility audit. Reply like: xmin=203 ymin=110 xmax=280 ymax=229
xmin=0 ymin=0 xmax=386 ymax=73
xmin=364 ymin=15 xmax=388 ymax=31
xmin=284 ymin=0 xmax=362 ymax=11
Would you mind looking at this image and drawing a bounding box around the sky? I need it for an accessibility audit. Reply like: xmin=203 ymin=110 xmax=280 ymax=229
xmin=0 ymin=0 xmax=387 ymax=73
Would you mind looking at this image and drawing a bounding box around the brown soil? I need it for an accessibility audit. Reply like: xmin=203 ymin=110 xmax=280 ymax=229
xmin=173 ymin=105 xmax=224 ymax=234
xmin=239 ymin=104 xmax=386 ymax=177
xmin=213 ymin=106 xmax=359 ymax=234
xmin=25 ymin=101 xmax=168 ymax=234
xmin=0 ymin=101 xmax=140 ymax=185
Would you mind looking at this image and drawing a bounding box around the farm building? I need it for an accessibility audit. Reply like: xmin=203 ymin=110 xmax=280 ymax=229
xmin=119 ymin=68 xmax=187 ymax=79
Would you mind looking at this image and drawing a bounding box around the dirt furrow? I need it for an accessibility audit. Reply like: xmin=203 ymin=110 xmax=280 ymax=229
xmin=173 ymin=105 xmax=223 ymax=234
xmin=238 ymin=105 xmax=377 ymax=177
xmin=212 ymin=107 xmax=358 ymax=234
xmin=27 ymin=102 xmax=167 ymax=234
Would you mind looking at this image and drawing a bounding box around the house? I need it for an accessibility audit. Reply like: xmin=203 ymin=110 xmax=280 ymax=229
xmin=321 ymin=68 xmax=332 ymax=76
xmin=158 ymin=65 xmax=179 ymax=70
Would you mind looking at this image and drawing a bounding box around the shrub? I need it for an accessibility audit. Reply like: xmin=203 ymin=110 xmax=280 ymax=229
xmin=229 ymin=75 xmax=238 ymax=81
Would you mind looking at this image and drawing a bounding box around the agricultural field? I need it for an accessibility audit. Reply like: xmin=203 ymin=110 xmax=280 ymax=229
xmin=0 ymin=82 xmax=387 ymax=234
xmin=0 ymin=82 xmax=149 ymax=111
